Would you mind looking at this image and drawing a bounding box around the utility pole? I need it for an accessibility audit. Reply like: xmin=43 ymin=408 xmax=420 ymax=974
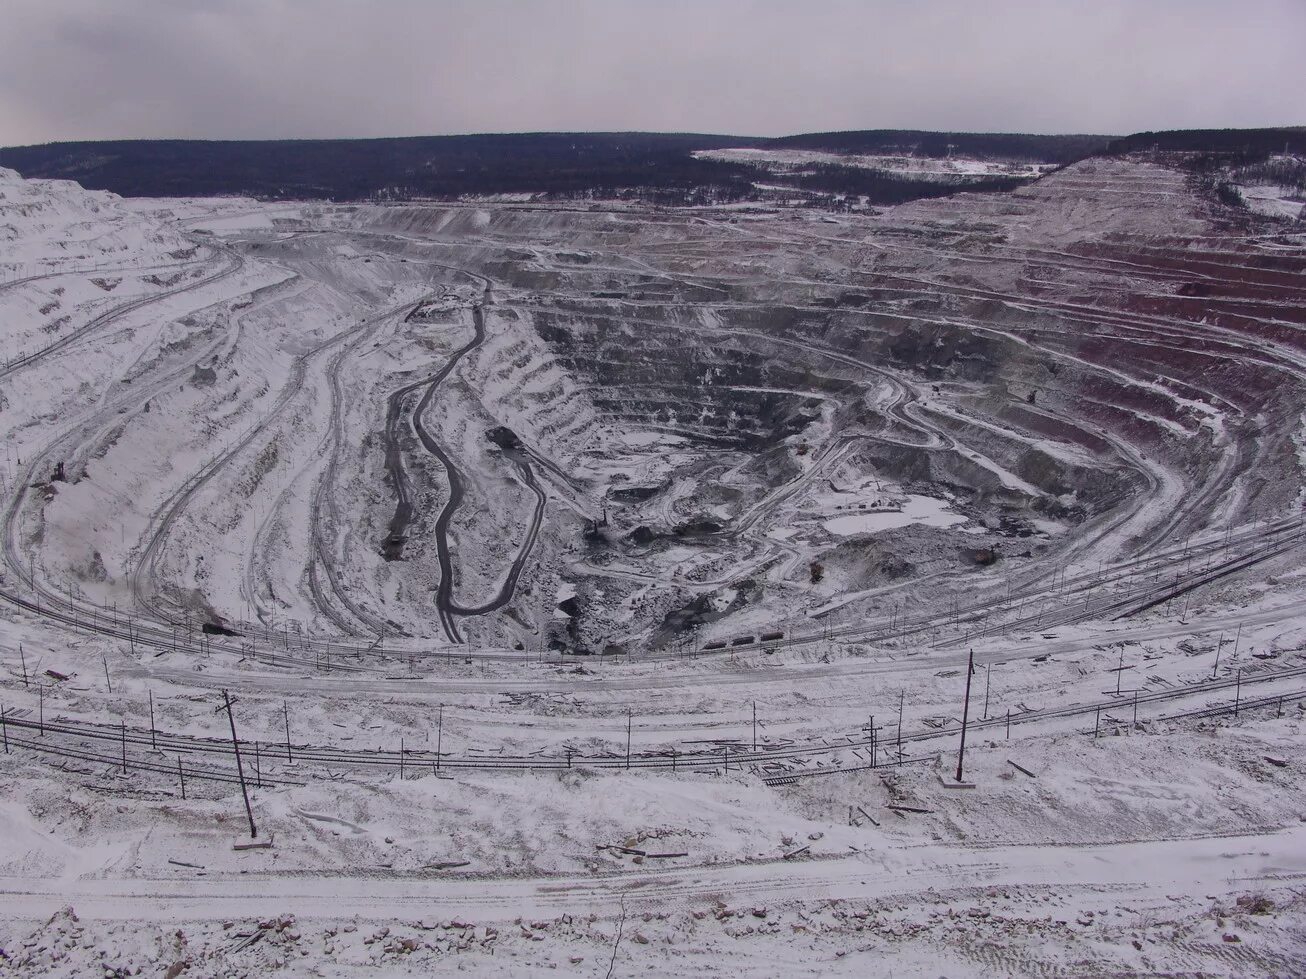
xmin=626 ymin=710 xmax=632 ymax=769
xmin=955 ymin=649 xmax=975 ymax=783
xmin=436 ymin=704 xmax=444 ymax=772
xmin=283 ymin=700 xmax=292 ymax=762
xmin=897 ymin=689 xmax=904 ymax=750
xmin=752 ymin=701 xmax=757 ymax=752
xmin=220 ymin=690 xmax=258 ymax=839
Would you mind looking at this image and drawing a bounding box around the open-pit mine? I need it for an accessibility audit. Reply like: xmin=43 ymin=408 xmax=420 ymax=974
xmin=1 ymin=152 xmax=1305 ymax=975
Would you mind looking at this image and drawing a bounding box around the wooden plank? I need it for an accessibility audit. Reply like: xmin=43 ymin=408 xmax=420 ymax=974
xmin=1007 ymin=759 xmax=1038 ymax=778
xmin=229 ymin=931 xmax=264 ymax=953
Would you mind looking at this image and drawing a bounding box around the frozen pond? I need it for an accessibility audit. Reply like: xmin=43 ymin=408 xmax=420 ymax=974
xmin=823 ymin=494 xmax=966 ymax=536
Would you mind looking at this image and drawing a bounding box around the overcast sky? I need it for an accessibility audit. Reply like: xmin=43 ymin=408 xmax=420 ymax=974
xmin=1 ymin=0 xmax=1301 ymax=145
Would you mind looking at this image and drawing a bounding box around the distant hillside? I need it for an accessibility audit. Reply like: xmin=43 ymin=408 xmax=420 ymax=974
xmin=0 ymin=132 xmax=766 ymax=201
xmin=3 ymin=127 xmax=1297 ymax=206
xmin=1107 ymin=127 xmax=1306 ymax=158
xmin=0 ymin=129 xmax=1110 ymax=205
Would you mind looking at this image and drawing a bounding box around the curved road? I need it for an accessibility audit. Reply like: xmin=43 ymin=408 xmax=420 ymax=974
xmin=381 ymin=281 xmax=549 ymax=643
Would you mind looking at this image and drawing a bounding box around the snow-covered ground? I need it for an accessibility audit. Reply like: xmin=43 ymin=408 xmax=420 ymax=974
xmin=693 ymin=147 xmax=1058 ymax=180
xmin=1236 ymin=182 xmax=1305 ymax=220
xmin=2 ymin=158 xmax=1306 ymax=974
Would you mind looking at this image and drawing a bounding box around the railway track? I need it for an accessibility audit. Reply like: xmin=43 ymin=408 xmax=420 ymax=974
xmin=3 ymin=659 xmax=1300 ymax=787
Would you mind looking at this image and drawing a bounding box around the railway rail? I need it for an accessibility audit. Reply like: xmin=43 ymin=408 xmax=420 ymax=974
xmin=2 ymin=659 xmax=1300 ymax=790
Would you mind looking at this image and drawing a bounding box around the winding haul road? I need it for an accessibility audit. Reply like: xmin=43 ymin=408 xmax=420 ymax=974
xmin=2 ymin=241 xmax=250 ymax=624
xmin=0 ymin=242 xmax=234 ymax=381
xmin=381 ymin=282 xmax=549 ymax=642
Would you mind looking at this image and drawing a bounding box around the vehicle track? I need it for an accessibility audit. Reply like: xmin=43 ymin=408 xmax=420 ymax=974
xmin=2 ymin=263 xmax=260 ymax=622
xmin=4 ymin=825 xmax=1302 ymax=925
xmin=304 ymin=303 xmax=412 ymax=638
xmin=0 ymin=242 xmax=242 ymax=383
